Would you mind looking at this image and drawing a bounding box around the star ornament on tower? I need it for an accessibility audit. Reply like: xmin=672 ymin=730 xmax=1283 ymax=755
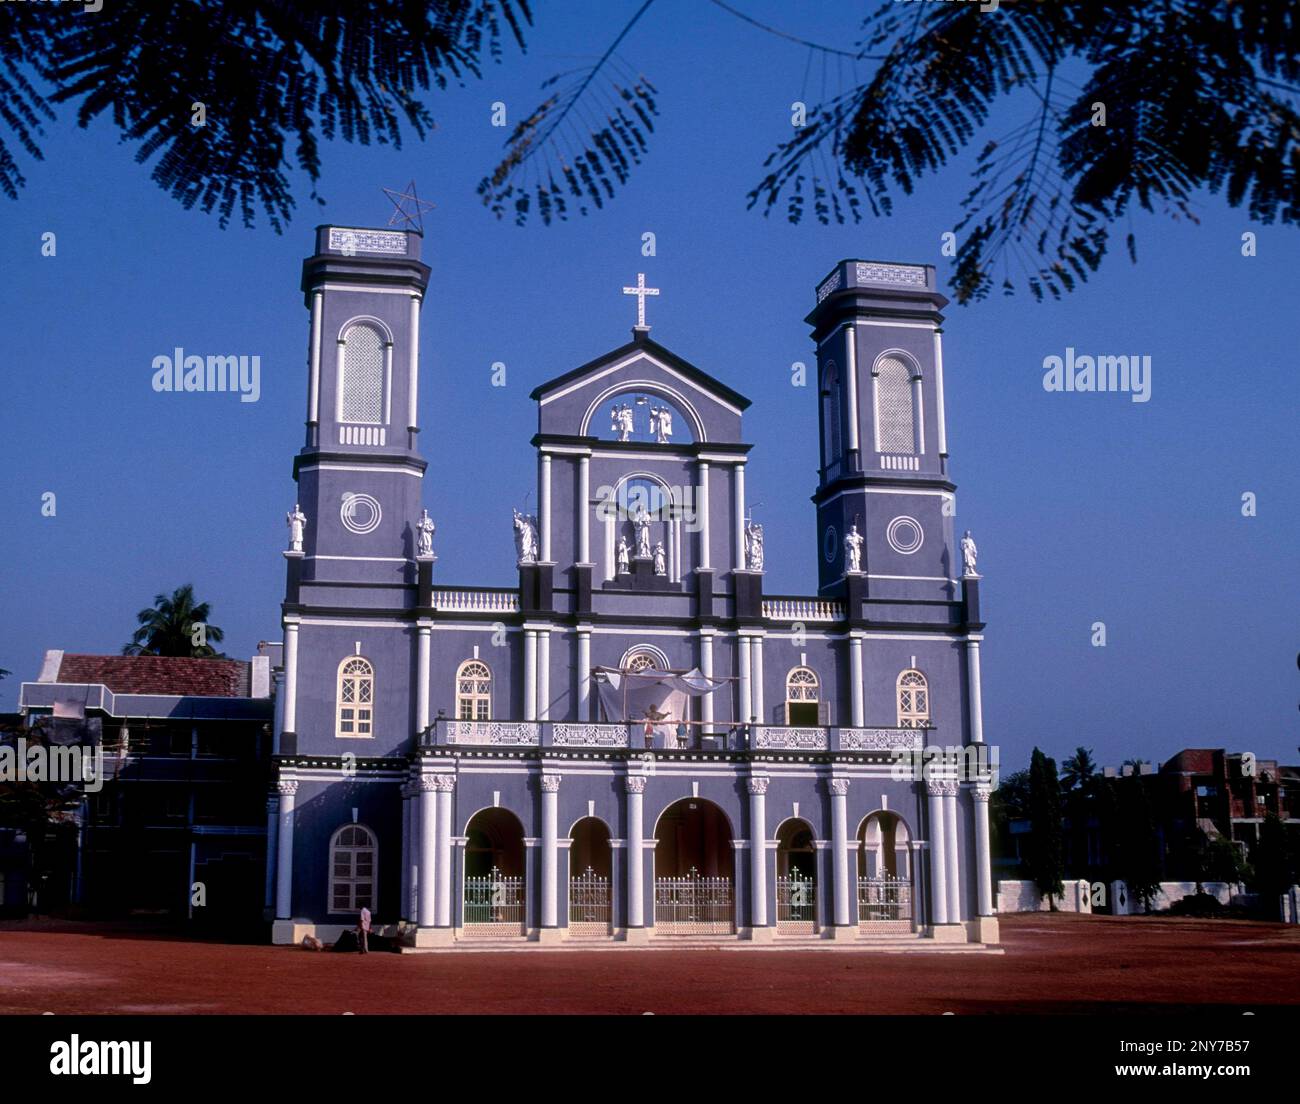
xmin=382 ymin=180 xmax=435 ymax=233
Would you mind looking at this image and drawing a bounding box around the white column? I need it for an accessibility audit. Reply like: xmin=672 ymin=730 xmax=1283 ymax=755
xmin=844 ymin=323 xmax=860 ymax=454
xmin=945 ymin=784 xmax=961 ymax=922
xmin=408 ymin=294 xmax=421 ymax=431
xmin=418 ymin=778 xmax=437 ymax=926
xmin=541 ymin=775 xmax=561 ymax=929
xmin=751 ymin=635 xmax=765 ymax=725
xmin=540 ymin=453 xmax=552 ymax=562
xmin=830 ymin=779 xmax=851 ymax=927
xmin=927 ymin=782 xmax=949 ymax=925
xmin=697 ymin=460 xmax=711 ymax=570
xmin=282 ymin=620 xmax=300 ymax=734
xmin=733 ymin=464 xmax=746 ymax=570
xmin=934 ymin=328 xmax=948 ymax=457
xmin=537 ymin=628 xmax=551 ymax=721
xmin=748 ymin=777 xmax=769 ymax=931
xmin=407 ymin=785 xmax=421 ymax=921
xmin=263 ymin=795 xmax=278 ymax=911
xmin=699 ymin=631 xmax=714 ymax=728
xmin=416 ymin=624 xmax=431 ymax=737
xmin=738 ymin=635 xmax=753 ymax=724
xmin=626 ymin=777 xmax=646 ymax=929
xmin=523 ymin=629 xmax=537 ymax=720
xmin=274 ymin=781 xmax=297 ymax=920
xmin=399 ymin=785 xmax=411 ymax=920
xmin=308 ymin=291 xmax=323 ymax=426
xmin=966 ymin=640 xmax=984 ymax=743
xmin=435 ymin=776 xmax=455 ymax=927
xmin=577 ymin=627 xmax=592 ymax=722
xmin=849 ymin=634 xmax=864 ymax=727
xmin=578 ymin=456 xmax=590 ymax=564
xmin=972 ymin=784 xmax=993 ymax=916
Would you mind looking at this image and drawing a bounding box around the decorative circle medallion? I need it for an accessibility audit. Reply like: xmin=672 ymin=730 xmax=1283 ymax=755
xmin=886 ymin=515 xmax=924 ymax=555
xmin=340 ymin=493 xmax=382 ymax=535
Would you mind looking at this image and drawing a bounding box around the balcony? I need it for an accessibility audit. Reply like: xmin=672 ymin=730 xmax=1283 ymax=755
xmin=420 ymin=718 xmax=929 ymax=755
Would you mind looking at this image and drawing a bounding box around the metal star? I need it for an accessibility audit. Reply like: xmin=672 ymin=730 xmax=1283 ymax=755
xmin=382 ymin=180 xmax=435 ymax=232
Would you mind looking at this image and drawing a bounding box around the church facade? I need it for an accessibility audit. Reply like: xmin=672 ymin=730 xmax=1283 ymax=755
xmin=268 ymin=225 xmax=998 ymax=947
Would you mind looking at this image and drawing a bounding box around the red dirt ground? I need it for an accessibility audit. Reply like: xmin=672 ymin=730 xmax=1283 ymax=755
xmin=1 ymin=913 xmax=1297 ymax=1014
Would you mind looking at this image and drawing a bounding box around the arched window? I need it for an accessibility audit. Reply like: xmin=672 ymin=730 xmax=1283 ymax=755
xmin=821 ymin=363 xmax=842 ymax=464
xmin=339 ymin=322 xmax=387 ymax=424
xmin=329 ymin=824 xmax=376 ymax=913
xmin=627 ymin=653 xmax=659 ymax=673
xmin=456 ymin=659 xmax=492 ymax=720
xmin=785 ymin=667 xmax=820 ymax=725
xmin=896 ymin=669 xmax=929 ymax=728
xmin=337 ymin=656 xmax=374 ymax=738
xmin=874 ymin=355 xmax=919 ymax=455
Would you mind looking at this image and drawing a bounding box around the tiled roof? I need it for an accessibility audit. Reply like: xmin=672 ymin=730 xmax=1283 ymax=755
xmin=54 ymin=654 xmax=249 ymax=698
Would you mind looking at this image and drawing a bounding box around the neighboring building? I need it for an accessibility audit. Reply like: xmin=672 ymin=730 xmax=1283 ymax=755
xmin=267 ymin=227 xmax=997 ymax=946
xmin=13 ymin=651 xmax=274 ymax=928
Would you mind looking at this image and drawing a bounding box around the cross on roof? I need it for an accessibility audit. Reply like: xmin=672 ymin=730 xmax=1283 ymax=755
xmin=622 ymin=272 xmax=660 ymax=331
xmin=381 ymin=180 xmax=435 ymax=232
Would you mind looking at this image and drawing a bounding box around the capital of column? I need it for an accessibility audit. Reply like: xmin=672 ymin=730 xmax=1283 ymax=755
xmin=747 ymin=777 xmax=769 ymax=796
xmin=828 ymin=778 xmax=849 ymax=797
xmin=540 ymin=774 xmax=562 ymax=793
xmin=417 ymin=777 xmax=439 ymax=793
xmin=625 ymin=776 xmax=647 ymax=794
xmin=276 ymin=780 xmax=298 ymax=797
xmin=432 ymin=774 xmax=456 ymax=792
xmin=926 ymin=779 xmax=946 ymax=797
xmin=972 ymin=784 xmax=991 ymax=802
xmin=941 ymin=781 xmax=960 ymax=798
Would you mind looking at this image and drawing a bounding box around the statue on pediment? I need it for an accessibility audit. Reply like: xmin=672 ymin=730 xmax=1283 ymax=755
xmin=286 ymin=503 xmax=306 ymax=552
xmin=844 ymin=524 xmax=864 ymax=574
xmin=649 ymin=404 xmax=673 ymax=444
xmin=653 ymin=541 xmax=667 ymax=576
xmin=617 ymin=537 xmax=631 ymax=574
xmin=513 ymin=508 xmax=538 ymax=564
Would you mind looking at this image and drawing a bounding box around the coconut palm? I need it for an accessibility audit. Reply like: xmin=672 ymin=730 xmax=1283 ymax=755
xmin=123 ymin=584 xmax=225 ymax=658
xmin=1060 ymin=747 xmax=1098 ymax=793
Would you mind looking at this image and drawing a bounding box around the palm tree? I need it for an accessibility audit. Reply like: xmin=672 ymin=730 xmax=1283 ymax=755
xmin=123 ymin=584 xmax=225 ymax=658
xmin=1060 ymin=747 xmax=1098 ymax=793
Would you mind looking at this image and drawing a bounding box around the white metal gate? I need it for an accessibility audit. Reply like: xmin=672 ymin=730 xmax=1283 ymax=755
xmin=568 ymin=867 xmax=611 ymax=937
xmin=775 ymin=870 xmax=817 ymax=934
xmin=463 ymin=866 xmax=525 ymax=937
xmin=857 ymin=875 xmax=912 ymax=931
xmin=654 ymin=867 xmax=734 ymax=934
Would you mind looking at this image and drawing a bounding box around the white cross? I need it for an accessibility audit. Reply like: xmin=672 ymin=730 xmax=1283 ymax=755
xmin=622 ymin=272 xmax=659 ymax=330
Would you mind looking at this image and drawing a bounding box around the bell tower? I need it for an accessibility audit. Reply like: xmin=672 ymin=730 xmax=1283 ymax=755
xmin=807 ymin=260 xmax=958 ymax=600
xmin=292 ymin=225 xmax=432 ymax=586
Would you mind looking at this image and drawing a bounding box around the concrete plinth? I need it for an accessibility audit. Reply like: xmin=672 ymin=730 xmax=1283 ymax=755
xmin=413 ymin=927 xmax=456 ymax=948
xmin=622 ymin=927 xmax=652 ymax=944
xmin=749 ymin=925 xmax=776 ymax=943
xmin=828 ymin=924 xmax=858 ymax=941
xmin=975 ymin=916 xmax=1000 ymax=944
xmin=536 ymin=927 xmax=565 ymax=945
xmin=929 ymin=923 xmax=969 ymax=943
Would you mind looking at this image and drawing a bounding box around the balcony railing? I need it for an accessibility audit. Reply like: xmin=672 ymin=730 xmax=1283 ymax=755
xmin=761 ymin=597 xmax=846 ymax=622
xmin=421 ymin=718 xmax=930 ymax=754
xmin=429 ymin=588 xmax=519 ymax=614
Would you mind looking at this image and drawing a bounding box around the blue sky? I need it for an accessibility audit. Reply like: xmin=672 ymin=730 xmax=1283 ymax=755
xmin=1 ymin=1 xmax=1296 ymax=771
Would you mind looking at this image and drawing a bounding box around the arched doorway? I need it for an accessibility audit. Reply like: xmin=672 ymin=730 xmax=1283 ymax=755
xmin=568 ymin=817 xmax=613 ymax=937
xmin=463 ymin=808 xmax=526 ymax=936
xmin=653 ymin=798 xmax=734 ymax=934
xmin=775 ymin=818 xmax=817 ymax=934
xmin=856 ymin=811 xmax=913 ymax=931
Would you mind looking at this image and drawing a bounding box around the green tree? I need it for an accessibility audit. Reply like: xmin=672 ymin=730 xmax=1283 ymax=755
xmin=1026 ymin=747 xmax=1064 ymax=909
xmin=1060 ymin=747 xmax=1097 ymax=793
xmin=1113 ymin=778 xmax=1163 ymax=912
xmin=123 ymin=584 xmax=225 ymax=658
xmin=5 ymin=3 xmax=1298 ymax=302
xmin=990 ymin=767 xmax=1030 ymax=866
xmin=1250 ymin=812 xmax=1296 ymax=920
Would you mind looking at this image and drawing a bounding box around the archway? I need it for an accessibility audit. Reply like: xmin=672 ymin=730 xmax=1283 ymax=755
xmin=463 ymin=808 xmax=526 ymax=936
xmin=856 ymin=811 xmax=913 ymax=930
xmin=653 ymin=798 xmax=734 ymax=934
xmin=775 ymin=818 xmax=817 ymax=933
xmin=568 ymin=817 xmax=613 ymax=936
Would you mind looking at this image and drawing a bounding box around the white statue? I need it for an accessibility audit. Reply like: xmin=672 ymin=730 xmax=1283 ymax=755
xmin=286 ymin=503 xmax=306 ymax=552
xmin=649 ymin=404 xmax=673 ymax=444
xmin=961 ymin=529 xmax=979 ymax=577
xmin=513 ymin=508 xmax=538 ymax=564
xmin=633 ymin=503 xmax=651 ymax=558
xmin=653 ymin=541 xmax=666 ymax=576
xmin=416 ymin=509 xmax=436 ymax=559
xmin=617 ymin=537 xmax=630 ymax=574
xmin=611 ymin=403 xmax=634 ymax=442
xmin=844 ymin=524 xmax=864 ymax=574
xmin=744 ymin=521 xmax=764 ymax=571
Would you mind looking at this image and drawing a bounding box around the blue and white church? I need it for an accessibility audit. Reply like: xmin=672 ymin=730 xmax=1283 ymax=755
xmin=268 ymin=224 xmax=998 ymax=947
